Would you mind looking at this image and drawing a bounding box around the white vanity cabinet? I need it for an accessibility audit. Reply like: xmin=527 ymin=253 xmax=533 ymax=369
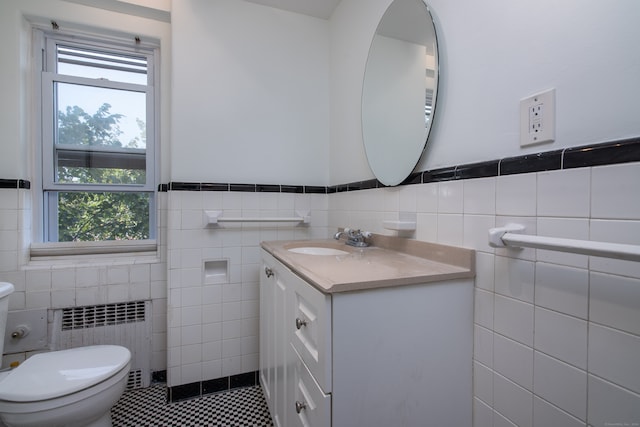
xmin=260 ymin=251 xmax=332 ymax=427
xmin=260 ymin=248 xmax=474 ymax=427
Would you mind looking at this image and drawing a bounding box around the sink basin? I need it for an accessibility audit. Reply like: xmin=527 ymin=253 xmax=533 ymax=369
xmin=287 ymin=247 xmax=349 ymax=256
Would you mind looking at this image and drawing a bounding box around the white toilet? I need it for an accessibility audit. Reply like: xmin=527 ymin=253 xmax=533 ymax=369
xmin=0 ymin=283 xmax=131 ymax=427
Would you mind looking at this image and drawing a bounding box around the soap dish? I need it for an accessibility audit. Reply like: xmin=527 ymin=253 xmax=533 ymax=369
xmin=382 ymin=220 xmax=417 ymax=231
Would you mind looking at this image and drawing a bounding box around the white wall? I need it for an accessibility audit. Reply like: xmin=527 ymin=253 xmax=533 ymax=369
xmin=164 ymin=0 xmax=333 ymax=388
xmin=170 ymin=0 xmax=330 ymax=185
xmin=0 ymin=0 xmax=171 ymax=372
xmin=329 ymin=0 xmax=389 ymax=186
xmin=0 ymin=0 xmax=172 ymax=182
xmin=0 ymin=1 xmax=31 ymax=179
xmin=329 ymin=0 xmax=640 ymax=183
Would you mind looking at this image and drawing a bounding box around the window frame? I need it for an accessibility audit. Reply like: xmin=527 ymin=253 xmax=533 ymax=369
xmin=34 ymin=28 xmax=160 ymax=249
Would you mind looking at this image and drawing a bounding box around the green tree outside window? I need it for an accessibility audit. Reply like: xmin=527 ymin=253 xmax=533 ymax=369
xmin=55 ymin=103 xmax=150 ymax=241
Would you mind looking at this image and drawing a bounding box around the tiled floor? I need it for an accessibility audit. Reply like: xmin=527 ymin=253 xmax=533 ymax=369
xmin=112 ymin=384 xmax=274 ymax=427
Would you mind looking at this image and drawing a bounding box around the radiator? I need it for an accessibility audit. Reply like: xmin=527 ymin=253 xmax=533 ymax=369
xmin=51 ymin=300 xmax=152 ymax=389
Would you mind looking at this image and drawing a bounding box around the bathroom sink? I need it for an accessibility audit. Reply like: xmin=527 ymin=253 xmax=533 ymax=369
xmin=287 ymin=247 xmax=349 ymax=256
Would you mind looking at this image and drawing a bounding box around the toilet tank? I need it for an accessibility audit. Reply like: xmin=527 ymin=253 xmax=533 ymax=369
xmin=0 ymin=283 xmax=15 ymax=361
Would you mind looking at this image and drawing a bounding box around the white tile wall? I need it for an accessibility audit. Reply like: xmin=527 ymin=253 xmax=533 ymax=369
xmin=534 ymin=307 xmax=587 ymax=369
xmin=2 ymin=160 xmax=639 ymax=420
xmin=0 ymin=188 xmax=168 ymax=373
xmin=533 ymin=351 xmax=587 ymax=421
xmin=166 ymin=190 xmax=329 ymax=386
xmin=474 ymin=361 xmax=494 ymax=406
xmin=438 ymin=180 xmax=464 ymax=213
xmin=464 ymin=177 xmax=496 ymax=215
xmin=587 ymin=375 xmax=640 ymax=427
xmin=494 ymin=256 xmax=534 ymax=303
xmin=494 ymin=294 xmax=534 ymax=346
xmin=474 ymin=289 xmax=494 ymax=329
xmin=437 ymin=213 xmax=464 ymax=246
xmin=588 ymin=324 xmax=640 ymax=394
xmin=537 ymin=168 xmax=590 ymax=217
xmin=496 ymin=173 xmax=536 ymax=216
xmin=474 ymin=397 xmax=494 ymax=427
xmin=534 ymin=262 xmax=589 ymax=319
xmin=590 ymin=271 xmax=640 ymax=336
xmin=474 ymin=325 xmax=493 ymax=368
xmin=533 ymin=396 xmax=585 ymax=427
xmin=493 ymin=372 xmax=533 ymax=427
xmin=591 ymin=163 xmax=640 ymax=219
xmin=493 ymin=333 xmax=533 ymax=390
xmin=328 ymin=161 xmax=640 ymax=427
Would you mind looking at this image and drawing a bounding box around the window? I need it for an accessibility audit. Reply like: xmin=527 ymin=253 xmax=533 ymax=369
xmin=38 ymin=31 xmax=157 ymax=244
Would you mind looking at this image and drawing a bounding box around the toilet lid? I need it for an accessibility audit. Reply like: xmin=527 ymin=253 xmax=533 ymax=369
xmin=0 ymin=345 xmax=130 ymax=402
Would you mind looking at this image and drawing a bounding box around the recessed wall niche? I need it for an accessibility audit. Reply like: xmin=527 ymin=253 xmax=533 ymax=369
xmin=203 ymin=259 xmax=229 ymax=284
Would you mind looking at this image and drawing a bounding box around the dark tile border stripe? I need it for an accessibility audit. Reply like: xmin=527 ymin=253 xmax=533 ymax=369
xmin=563 ymin=137 xmax=640 ymax=169
xmin=230 ymin=183 xmax=256 ymax=192
xmin=400 ymin=172 xmax=422 ymax=186
xmin=499 ymin=149 xmax=563 ymax=176
xmin=154 ymin=136 xmax=640 ymax=194
xmin=167 ymin=371 xmax=259 ymax=403
xmin=280 ymin=185 xmax=304 ymax=194
xmin=0 ymin=179 xmax=30 ymax=189
xmin=423 ymin=166 xmax=457 ymax=183
xmin=169 ymin=182 xmax=201 ymax=191
xmin=162 ymin=182 xmax=326 ymax=194
xmin=201 ymin=183 xmax=228 ymax=192
xmin=3 ymin=138 xmax=638 ymax=194
xmin=456 ymin=160 xmax=499 ymax=180
xmin=305 ymin=185 xmax=328 ymax=194
xmin=257 ymin=184 xmax=280 ymax=193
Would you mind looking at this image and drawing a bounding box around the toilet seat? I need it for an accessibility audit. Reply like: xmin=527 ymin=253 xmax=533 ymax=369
xmin=0 ymin=345 xmax=130 ymax=402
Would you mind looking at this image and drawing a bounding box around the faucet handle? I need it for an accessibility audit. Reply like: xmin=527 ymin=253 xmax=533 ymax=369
xmin=335 ymin=228 xmax=372 ymax=246
xmin=350 ymin=229 xmax=371 ymax=238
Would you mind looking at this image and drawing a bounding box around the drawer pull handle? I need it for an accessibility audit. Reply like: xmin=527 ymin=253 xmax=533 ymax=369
xmin=295 ymin=318 xmax=307 ymax=329
xmin=295 ymin=400 xmax=307 ymax=414
xmin=264 ymin=267 xmax=274 ymax=278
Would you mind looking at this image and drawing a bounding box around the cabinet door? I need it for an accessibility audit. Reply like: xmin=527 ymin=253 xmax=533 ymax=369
xmin=260 ymin=251 xmax=292 ymax=427
xmin=287 ymin=344 xmax=331 ymax=427
xmin=259 ymin=254 xmax=276 ymax=412
xmin=273 ymin=267 xmax=289 ymax=427
xmin=288 ymin=268 xmax=332 ymax=393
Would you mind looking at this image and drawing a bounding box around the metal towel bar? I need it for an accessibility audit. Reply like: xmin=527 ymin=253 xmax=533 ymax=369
xmin=204 ymin=210 xmax=310 ymax=225
xmin=489 ymin=224 xmax=640 ymax=262
xmin=217 ymin=217 xmax=308 ymax=223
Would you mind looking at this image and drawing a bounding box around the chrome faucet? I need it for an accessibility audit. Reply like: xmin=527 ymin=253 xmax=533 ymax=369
xmin=334 ymin=228 xmax=372 ymax=247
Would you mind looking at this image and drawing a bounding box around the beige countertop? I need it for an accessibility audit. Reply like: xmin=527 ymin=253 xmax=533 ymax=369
xmin=261 ymin=234 xmax=475 ymax=293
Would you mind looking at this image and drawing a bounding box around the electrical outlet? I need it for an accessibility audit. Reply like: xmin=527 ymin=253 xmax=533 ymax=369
xmin=520 ymin=88 xmax=555 ymax=147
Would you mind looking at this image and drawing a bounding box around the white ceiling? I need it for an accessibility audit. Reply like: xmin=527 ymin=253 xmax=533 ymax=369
xmin=243 ymin=0 xmax=342 ymax=20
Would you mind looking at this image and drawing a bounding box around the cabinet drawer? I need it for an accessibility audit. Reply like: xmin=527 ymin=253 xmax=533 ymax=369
xmin=287 ymin=268 xmax=332 ymax=392
xmin=289 ymin=345 xmax=331 ymax=427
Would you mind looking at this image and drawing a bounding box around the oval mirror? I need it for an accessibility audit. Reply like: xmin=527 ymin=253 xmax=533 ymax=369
xmin=361 ymin=0 xmax=439 ymax=186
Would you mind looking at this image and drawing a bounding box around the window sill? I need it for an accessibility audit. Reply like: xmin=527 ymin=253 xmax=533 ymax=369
xmin=29 ymin=240 xmax=159 ymax=266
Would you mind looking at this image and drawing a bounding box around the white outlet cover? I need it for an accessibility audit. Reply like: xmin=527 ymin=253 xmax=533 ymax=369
xmin=520 ymin=88 xmax=555 ymax=147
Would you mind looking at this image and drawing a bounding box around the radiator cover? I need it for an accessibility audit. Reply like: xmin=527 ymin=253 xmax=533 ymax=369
xmin=52 ymin=301 xmax=152 ymax=389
